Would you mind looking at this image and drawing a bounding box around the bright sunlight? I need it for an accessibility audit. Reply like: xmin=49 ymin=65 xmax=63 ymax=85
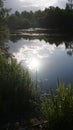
xmin=28 ymin=58 xmax=39 ymax=70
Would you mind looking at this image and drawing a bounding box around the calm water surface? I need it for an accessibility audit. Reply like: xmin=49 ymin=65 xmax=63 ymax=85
xmin=6 ymin=35 xmax=73 ymax=91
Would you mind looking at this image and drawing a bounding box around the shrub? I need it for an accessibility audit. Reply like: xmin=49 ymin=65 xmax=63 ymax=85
xmin=0 ymin=54 xmax=37 ymax=126
xmin=41 ymin=83 xmax=73 ymax=130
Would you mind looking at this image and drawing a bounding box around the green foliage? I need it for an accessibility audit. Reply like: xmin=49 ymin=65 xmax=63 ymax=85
xmin=0 ymin=1 xmax=37 ymax=129
xmin=7 ymin=14 xmax=30 ymax=31
xmin=0 ymin=0 xmax=9 ymax=45
xmin=0 ymin=1 xmax=39 ymax=126
xmin=41 ymin=83 xmax=73 ymax=130
xmin=7 ymin=7 xmax=73 ymax=31
xmin=0 ymin=0 xmax=3 ymax=8
xmin=0 ymin=54 xmax=38 ymax=125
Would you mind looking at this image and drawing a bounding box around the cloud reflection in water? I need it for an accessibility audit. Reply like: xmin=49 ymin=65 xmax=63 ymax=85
xmin=7 ymin=38 xmax=73 ymax=90
xmin=7 ymin=39 xmax=65 ymax=72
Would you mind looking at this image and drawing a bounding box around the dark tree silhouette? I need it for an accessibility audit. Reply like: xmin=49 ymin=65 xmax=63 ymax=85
xmin=66 ymin=0 xmax=73 ymax=9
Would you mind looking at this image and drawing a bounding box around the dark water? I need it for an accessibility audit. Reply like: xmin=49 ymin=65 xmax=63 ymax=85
xmin=6 ymin=34 xmax=73 ymax=91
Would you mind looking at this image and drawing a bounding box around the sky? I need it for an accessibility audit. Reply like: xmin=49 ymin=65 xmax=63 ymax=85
xmin=4 ymin=0 xmax=67 ymax=13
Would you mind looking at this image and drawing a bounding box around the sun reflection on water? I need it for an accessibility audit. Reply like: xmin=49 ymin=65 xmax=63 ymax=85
xmin=27 ymin=58 xmax=39 ymax=70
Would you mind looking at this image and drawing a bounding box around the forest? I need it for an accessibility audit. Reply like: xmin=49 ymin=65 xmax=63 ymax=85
xmin=1 ymin=0 xmax=73 ymax=129
xmin=7 ymin=6 xmax=73 ymax=32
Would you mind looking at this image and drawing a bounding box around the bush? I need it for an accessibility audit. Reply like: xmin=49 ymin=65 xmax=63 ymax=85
xmin=0 ymin=53 xmax=37 ymax=126
xmin=41 ymin=83 xmax=73 ymax=130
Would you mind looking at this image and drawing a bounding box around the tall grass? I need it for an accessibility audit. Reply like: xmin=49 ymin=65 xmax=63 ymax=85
xmin=0 ymin=53 xmax=38 ymax=126
xmin=41 ymin=83 xmax=73 ymax=130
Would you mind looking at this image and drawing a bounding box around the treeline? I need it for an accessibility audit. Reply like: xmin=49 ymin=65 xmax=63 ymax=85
xmin=0 ymin=0 xmax=9 ymax=44
xmin=7 ymin=6 xmax=73 ymax=32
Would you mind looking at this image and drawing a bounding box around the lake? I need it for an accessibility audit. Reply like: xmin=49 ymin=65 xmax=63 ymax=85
xmin=6 ymin=32 xmax=73 ymax=92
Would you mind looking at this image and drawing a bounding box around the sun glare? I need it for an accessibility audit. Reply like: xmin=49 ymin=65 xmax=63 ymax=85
xmin=28 ymin=58 xmax=39 ymax=70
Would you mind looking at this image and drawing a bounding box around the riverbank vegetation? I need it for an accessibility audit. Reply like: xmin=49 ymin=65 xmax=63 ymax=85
xmin=41 ymin=83 xmax=73 ymax=130
xmin=0 ymin=0 xmax=38 ymax=128
xmin=0 ymin=53 xmax=40 ymax=128
xmin=0 ymin=1 xmax=40 ymax=129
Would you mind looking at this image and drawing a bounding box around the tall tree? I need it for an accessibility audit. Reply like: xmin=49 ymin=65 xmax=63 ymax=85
xmin=66 ymin=0 xmax=73 ymax=9
xmin=0 ymin=0 xmax=9 ymax=53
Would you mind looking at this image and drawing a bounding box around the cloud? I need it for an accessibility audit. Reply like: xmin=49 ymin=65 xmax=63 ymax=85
xmin=4 ymin=0 xmax=67 ymax=12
